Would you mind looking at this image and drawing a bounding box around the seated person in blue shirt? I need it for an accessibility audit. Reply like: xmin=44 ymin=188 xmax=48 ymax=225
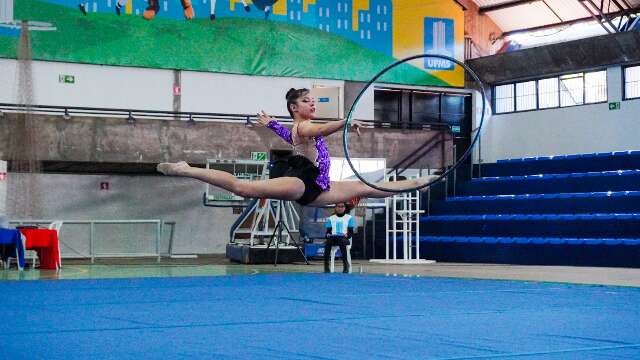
xmin=324 ymin=202 xmax=355 ymax=273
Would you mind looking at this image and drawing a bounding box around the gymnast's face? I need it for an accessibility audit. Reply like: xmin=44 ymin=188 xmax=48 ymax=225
xmin=291 ymin=95 xmax=316 ymax=120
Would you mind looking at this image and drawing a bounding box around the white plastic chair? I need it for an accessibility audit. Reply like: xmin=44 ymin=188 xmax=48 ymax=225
xmin=48 ymin=221 xmax=63 ymax=270
xmin=26 ymin=243 xmax=38 ymax=269
xmin=1 ymin=233 xmax=25 ymax=271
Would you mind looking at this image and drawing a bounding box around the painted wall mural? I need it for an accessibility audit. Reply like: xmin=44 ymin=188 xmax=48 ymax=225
xmin=0 ymin=0 xmax=464 ymax=86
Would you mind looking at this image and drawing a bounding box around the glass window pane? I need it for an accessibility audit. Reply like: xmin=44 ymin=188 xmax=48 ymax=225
xmin=411 ymin=91 xmax=440 ymax=123
xmin=495 ymin=84 xmax=514 ymax=113
xmin=625 ymin=66 xmax=640 ymax=99
xmin=538 ymin=77 xmax=559 ymax=109
xmin=585 ymin=70 xmax=607 ymax=103
xmin=560 ymin=73 xmax=584 ymax=107
xmin=374 ymin=89 xmax=401 ymax=125
xmin=441 ymin=94 xmax=467 ymax=125
xmin=515 ymin=81 xmax=536 ymax=111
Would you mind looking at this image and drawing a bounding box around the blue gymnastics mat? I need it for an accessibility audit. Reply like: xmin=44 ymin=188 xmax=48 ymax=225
xmin=1 ymin=273 xmax=639 ymax=359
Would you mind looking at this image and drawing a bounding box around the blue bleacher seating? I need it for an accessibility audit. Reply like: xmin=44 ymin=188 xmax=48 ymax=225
xmin=420 ymin=150 xmax=640 ymax=266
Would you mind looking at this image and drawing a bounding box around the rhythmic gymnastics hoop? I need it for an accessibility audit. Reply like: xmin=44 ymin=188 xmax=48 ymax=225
xmin=342 ymin=53 xmax=490 ymax=193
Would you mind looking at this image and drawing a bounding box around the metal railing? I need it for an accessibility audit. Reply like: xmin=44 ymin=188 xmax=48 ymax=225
xmin=9 ymin=219 xmax=175 ymax=263
xmin=0 ymin=102 xmax=452 ymax=130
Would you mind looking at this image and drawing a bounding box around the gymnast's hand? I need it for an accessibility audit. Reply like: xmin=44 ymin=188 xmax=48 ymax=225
xmin=350 ymin=120 xmax=366 ymax=136
xmin=256 ymin=110 xmax=273 ymax=126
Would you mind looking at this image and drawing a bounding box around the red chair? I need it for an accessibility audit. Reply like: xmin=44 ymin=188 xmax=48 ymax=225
xmin=20 ymin=223 xmax=62 ymax=271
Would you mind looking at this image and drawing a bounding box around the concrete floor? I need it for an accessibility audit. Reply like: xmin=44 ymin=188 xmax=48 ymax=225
xmin=2 ymin=255 xmax=640 ymax=287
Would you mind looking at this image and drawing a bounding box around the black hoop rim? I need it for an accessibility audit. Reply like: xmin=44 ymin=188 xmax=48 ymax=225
xmin=342 ymin=53 xmax=489 ymax=193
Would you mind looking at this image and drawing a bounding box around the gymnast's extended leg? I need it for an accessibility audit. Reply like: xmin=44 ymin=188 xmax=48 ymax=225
xmin=158 ymin=161 xmax=305 ymax=201
xmin=309 ymin=176 xmax=439 ymax=206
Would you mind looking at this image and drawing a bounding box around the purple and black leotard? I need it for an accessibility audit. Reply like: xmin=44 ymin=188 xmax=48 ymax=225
xmin=266 ymin=119 xmax=331 ymax=205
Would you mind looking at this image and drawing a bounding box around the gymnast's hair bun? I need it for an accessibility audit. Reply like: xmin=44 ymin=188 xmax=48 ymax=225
xmin=286 ymin=88 xmax=297 ymax=99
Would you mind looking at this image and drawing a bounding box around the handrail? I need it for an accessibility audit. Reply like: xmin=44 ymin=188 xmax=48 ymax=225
xmin=228 ymin=198 xmax=259 ymax=242
xmin=9 ymin=219 xmax=172 ymax=262
xmin=471 ymin=125 xmax=483 ymax=178
xmin=386 ymin=132 xmax=450 ymax=176
xmin=0 ymin=102 xmax=452 ymax=130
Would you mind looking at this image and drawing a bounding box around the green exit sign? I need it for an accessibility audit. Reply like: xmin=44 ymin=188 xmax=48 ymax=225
xmin=58 ymin=75 xmax=75 ymax=84
xmin=251 ymin=152 xmax=267 ymax=161
xmin=608 ymin=102 xmax=621 ymax=110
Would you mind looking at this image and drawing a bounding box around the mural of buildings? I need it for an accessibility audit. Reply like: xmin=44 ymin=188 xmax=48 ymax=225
xmin=45 ymin=0 xmax=394 ymax=56
xmin=29 ymin=0 xmax=464 ymax=85
xmin=218 ymin=0 xmax=394 ymax=56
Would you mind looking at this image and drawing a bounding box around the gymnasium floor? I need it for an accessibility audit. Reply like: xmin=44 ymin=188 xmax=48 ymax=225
xmin=1 ymin=259 xmax=640 ymax=359
xmin=2 ymin=257 xmax=640 ymax=286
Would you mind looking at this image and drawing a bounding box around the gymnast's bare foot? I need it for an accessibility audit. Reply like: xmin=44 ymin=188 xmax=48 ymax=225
xmin=157 ymin=161 xmax=191 ymax=176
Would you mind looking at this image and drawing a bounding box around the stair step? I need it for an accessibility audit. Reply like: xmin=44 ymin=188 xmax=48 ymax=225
xmin=459 ymin=170 xmax=640 ymax=196
xmin=420 ymin=213 xmax=640 ymax=221
xmin=476 ymin=150 xmax=640 ymax=177
xmin=472 ymin=169 xmax=640 ymax=182
xmin=447 ymin=190 xmax=640 ymax=201
xmin=419 ymin=213 xmax=640 ymax=238
xmin=497 ymin=150 xmax=640 ymax=163
xmin=417 ymin=236 xmax=640 ymax=246
xmin=431 ymin=191 xmax=640 ymax=215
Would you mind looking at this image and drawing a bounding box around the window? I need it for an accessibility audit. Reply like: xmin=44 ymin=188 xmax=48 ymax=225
xmin=495 ymin=84 xmax=514 ymax=114
xmin=515 ymin=81 xmax=536 ymax=111
xmin=441 ymin=94 xmax=467 ymax=125
xmin=625 ymin=65 xmax=640 ymax=99
xmin=585 ymin=70 xmax=607 ymax=103
xmin=374 ymin=89 xmax=401 ymax=124
xmin=494 ymin=70 xmax=607 ymax=113
xmin=538 ymin=77 xmax=559 ymax=109
xmin=560 ymin=73 xmax=584 ymax=107
xmin=375 ymin=88 xmax=471 ymax=129
xmin=411 ymin=91 xmax=440 ymax=123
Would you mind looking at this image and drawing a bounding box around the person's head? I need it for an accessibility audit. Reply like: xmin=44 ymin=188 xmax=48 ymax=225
xmin=334 ymin=202 xmax=348 ymax=216
xmin=286 ymin=88 xmax=315 ymax=120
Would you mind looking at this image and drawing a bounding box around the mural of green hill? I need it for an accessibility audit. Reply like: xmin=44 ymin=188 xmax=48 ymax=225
xmin=0 ymin=0 xmax=448 ymax=86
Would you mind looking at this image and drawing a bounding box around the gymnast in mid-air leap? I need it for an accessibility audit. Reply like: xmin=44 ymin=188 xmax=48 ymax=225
xmin=157 ymin=88 xmax=437 ymax=206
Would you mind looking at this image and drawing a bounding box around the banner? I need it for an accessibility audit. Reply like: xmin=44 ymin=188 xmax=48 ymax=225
xmin=0 ymin=0 xmax=464 ymax=86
